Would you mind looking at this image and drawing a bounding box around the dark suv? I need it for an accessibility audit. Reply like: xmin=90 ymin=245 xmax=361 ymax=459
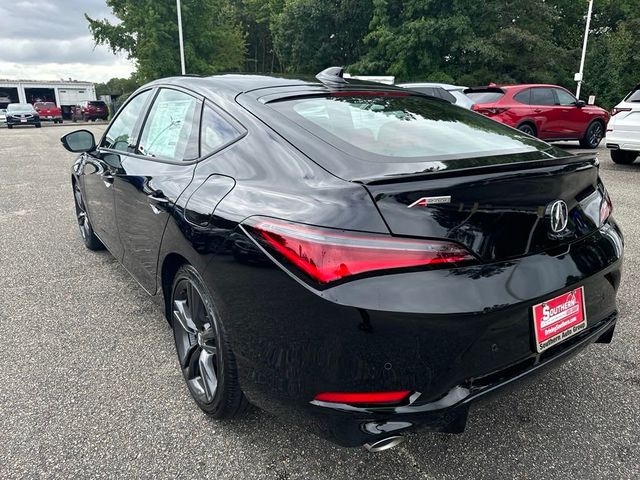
xmin=466 ymin=84 xmax=609 ymax=148
xmin=72 ymin=101 xmax=109 ymax=121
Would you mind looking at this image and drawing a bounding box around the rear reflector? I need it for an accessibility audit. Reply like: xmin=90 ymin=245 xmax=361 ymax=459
xmin=314 ymin=391 xmax=411 ymax=405
xmin=244 ymin=218 xmax=475 ymax=284
xmin=600 ymin=189 xmax=613 ymax=225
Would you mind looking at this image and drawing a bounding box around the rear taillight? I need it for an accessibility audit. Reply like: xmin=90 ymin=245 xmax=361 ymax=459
xmin=313 ymin=390 xmax=412 ymax=406
xmin=611 ymin=107 xmax=631 ymax=116
xmin=473 ymin=106 xmax=509 ymax=115
xmin=600 ymin=190 xmax=613 ymax=225
xmin=243 ymin=218 xmax=475 ymax=284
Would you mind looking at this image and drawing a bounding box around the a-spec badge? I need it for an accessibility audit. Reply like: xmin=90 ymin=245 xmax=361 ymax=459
xmin=407 ymin=196 xmax=452 ymax=208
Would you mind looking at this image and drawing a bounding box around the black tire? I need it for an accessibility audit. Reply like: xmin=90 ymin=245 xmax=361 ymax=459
xmin=580 ymin=121 xmax=604 ymax=149
xmin=170 ymin=264 xmax=249 ymax=418
xmin=7 ymin=124 xmax=12 ymax=129
xmin=35 ymin=123 xmax=41 ymax=128
xmin=517 ymin=123 xmax=536 ymax=137
xmin=611 ymin=149 xmax=639 ymax=165
xmin=73 ymin=181 xmax=104 ymax=250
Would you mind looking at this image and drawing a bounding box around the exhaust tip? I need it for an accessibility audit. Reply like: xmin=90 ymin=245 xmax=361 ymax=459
xmin=363 ymin=435 xmax=405 ymax=452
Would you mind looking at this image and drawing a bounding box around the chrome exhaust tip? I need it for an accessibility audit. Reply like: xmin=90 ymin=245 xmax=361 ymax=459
xmin=363 ymin=435 xmax=405 ymax=452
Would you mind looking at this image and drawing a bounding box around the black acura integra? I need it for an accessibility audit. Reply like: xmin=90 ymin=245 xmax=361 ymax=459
xmin=61 ymin=68 xmax=623 ymax=451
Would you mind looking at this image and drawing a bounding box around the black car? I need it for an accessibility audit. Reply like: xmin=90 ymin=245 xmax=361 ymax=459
xmin=61 ymin=68 xmax=623 ymax=451
xmin=6 ymin=103 xmax=41 ymax=128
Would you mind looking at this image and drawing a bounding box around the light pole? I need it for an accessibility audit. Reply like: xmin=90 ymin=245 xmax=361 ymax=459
xmin=575 ymin=0 xmax=594 ymax=99
xmin=176 ymin=0 xmax=186 ymax=75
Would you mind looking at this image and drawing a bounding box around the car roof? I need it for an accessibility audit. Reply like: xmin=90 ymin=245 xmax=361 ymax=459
xmin=495 ymin=84 xmax=566 ymax=90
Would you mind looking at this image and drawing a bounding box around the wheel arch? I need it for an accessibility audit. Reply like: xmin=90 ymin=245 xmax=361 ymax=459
xmin=516 ymin=120 xmax=538 ymax=136
xmin=161 ymin=252 xmax=190 ymax=324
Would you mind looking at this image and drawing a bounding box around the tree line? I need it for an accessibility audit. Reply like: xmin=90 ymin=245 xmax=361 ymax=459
xmin=91 ymin=0 xmax=639 ymax=108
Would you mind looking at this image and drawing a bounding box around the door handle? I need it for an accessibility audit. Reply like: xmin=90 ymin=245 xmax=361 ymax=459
xmin=147 ymin=192 xmax=169 ymax=214
xmin=534 ymin=109 xmax=543 ymax=113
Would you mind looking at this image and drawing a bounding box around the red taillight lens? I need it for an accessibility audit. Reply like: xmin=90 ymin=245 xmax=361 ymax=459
xmin=314 ymin=390 xmax=412 ymax=405
xmin=600 ymin=190 xmax=613 ymax=225
xmin=611 ymin=107 xmax=632 ymax=116
xmin=244 ymin=218 xmax=475 ymax=284
xmin=473 ymin=106 xmax=509 ymax=116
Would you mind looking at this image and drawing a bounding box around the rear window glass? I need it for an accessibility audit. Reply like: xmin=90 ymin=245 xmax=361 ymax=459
xmin=626 ymin=89 xmax=640 ymax=102
xmin=89 ymin=101 xmax=106 ymax=107
xmin=35 ymin=102 xmax=56 ymax=108
xmin=269 ymin=94 xmax=548 ymax=161
xmin=465 ymin=91 xmax=504 ymax=103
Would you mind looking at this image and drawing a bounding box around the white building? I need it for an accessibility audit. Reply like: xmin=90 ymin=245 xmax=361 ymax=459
xmin=0 ymin=79 xmax=97 ymax=118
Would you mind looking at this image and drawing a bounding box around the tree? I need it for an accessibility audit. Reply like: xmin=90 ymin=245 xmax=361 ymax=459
xmin=270 ymin=0 xmax=373 ymax=73
xmin=86 ymin=0 xmax=246 ymax=82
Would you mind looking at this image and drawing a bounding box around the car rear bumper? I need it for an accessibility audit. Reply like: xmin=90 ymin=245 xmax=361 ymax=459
xmin=204 ymin=220 xmax=623 ymax=446
xmin=606 ymin=131 xmax=640 ymax=152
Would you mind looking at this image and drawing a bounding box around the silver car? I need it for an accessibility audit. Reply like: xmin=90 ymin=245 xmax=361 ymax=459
xmin=399 ymin=82 xmax=475 ymax=109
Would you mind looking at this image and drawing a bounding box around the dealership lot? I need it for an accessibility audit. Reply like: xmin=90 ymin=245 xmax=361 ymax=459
xmin=0 ymin=125 xmax=638 ymax=479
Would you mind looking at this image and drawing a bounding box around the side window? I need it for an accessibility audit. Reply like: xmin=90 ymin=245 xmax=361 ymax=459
xmin=101 ymin=90 xmax=152 ymax=151
xmin=200 ymin=104 xmax=241 ymax=156
xmin=138 ymin=89 xmax=201 ymax=161
xmin=438 ymin=89 xmax=457 ymax=104
xmin=514 ymin=89 xmax=531 ymax=105
xmin=530 ymin=88 xmax=555 ymax=106
xmin=555 ymin=89 xmax=577 ymax=106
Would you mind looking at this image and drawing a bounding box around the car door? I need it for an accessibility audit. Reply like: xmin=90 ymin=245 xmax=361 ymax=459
xmin=529 ymin=87 xmax=558 ymax=139
xmin=552 ymin=87 xmax=585 ymax=138
xmin=81 ymin=89 xmax=153 ymax=260
xmin=113 ymin=87 xmax=202 ymax=293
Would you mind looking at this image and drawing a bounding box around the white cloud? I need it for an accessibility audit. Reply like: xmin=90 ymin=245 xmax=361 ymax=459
xmin=0 ymin=0 xmax=135 ymax=82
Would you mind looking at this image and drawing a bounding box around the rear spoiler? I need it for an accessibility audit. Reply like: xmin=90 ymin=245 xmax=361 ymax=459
xmin=357 ymin=153 xmax=599 ymax=185
xmin=463 ymin=86 xmax=505 ymax=94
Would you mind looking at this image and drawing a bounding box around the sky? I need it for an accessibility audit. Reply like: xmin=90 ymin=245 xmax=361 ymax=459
xmin=0 ymin=0 xmax=135 ymax=83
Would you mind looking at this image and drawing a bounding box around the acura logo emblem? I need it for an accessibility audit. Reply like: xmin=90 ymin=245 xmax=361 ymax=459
xmin=549 ymin=200 xmax=569 ymax=233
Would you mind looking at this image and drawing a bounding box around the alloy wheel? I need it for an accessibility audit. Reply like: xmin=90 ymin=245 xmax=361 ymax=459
xmin=172 ymin=279 xmax=220 ymax=405
xmin=589 ymin=123 xmax=603 ymax=147
xmin=518 ymin=124 xmax=535 ymax=136
xmin=74 ymin=183 xmax=90 ymax=240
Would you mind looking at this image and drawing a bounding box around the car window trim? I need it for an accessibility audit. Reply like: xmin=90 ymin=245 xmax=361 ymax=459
xmin=97 ymin=87 xmax=156 ymax=153
xmin=134 ymin=86 xmax=204 ymax=162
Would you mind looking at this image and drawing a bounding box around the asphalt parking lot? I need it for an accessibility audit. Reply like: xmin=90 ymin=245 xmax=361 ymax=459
xmin=1 ymin=124 xmax=639 ymax=479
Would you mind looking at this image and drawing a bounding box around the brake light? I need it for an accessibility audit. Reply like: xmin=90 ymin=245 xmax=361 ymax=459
xmin=313 ymin=391 xmax=412 ymax=405
xmin=244 ymin=218 xmax=475 ymax=284
xmin=473 ymin=106 xmax=509 ymax=115
xmin=611 ymin=107 xmax=631 ymax=116
xmin=600 ymin=190 xmax=613 ymax=225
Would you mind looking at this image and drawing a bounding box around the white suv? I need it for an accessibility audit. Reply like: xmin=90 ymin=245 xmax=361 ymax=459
xmin=606 ymin=85 xmax=640 ymax=164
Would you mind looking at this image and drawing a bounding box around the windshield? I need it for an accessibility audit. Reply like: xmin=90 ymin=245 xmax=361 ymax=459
xmin=269 ymin=93 xmax=549 ymax=162
xmin=7 ymin=104 xmax=35 ymax=113
xmin=465 ymin=91 xmax=505 ymax=104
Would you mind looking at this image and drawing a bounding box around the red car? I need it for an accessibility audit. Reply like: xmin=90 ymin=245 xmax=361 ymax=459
xmin=72 ymin=100 xmax=109 ymax=122
xmin=33 ymin=102 xmax=63 ymax=124
xmin=465 ymin=84 xmax=609 ymax=148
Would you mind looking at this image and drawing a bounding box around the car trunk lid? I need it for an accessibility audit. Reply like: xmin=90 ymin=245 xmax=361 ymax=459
xmin=365 ymin=154 xmax=605 ymax=262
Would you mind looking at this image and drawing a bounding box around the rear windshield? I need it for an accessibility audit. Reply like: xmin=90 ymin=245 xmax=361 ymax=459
xmin=626 ymin=89 xmax=640 ymax=102
xmin=35 ymin=102 xmax=56 ymax=108
xmin=89 ymin=101 xmax=106 ymax=107
xmin=465 ymin=91 xmax=505 ymax=103
xmin=269 ymin=93 xmax=549 ymax=161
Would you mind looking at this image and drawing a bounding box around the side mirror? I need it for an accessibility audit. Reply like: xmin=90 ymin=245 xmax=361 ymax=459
xmin=575 ymin=100 xmax=586 ymax=108
xmin=61 ymin=130 xmax=96 ymax=153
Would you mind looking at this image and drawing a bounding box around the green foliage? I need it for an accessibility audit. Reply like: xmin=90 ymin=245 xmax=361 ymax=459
xmin=90 ymin=0 xmax=639 ymax=108
xmin=86 ymin=0 xmax=245 ymax=82
xmin=95 ymin=76 xmax=140 ymax=97
xmin=270 ymin=0 xmax=374 ymax=73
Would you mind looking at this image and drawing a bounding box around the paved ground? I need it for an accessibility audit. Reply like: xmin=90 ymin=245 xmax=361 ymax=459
xmin=0 ymin=125 xmax=638 ymax=479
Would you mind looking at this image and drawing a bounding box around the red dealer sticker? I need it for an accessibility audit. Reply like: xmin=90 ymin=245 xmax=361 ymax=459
xmin=532 ymin=287 xmax=587 ymax=353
